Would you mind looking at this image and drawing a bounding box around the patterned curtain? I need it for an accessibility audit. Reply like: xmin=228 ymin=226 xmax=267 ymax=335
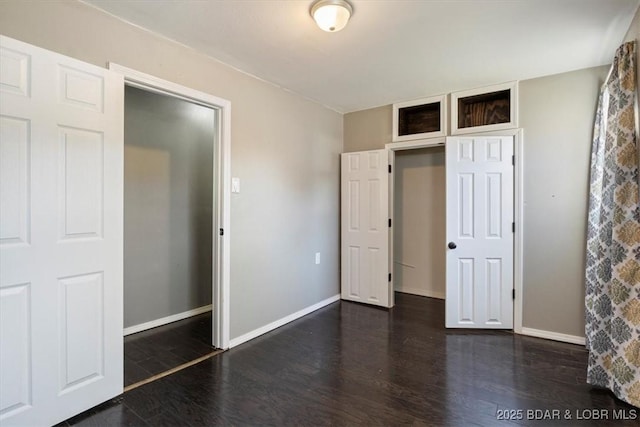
xmin=585 ymin=40 xmax=639 ymax=408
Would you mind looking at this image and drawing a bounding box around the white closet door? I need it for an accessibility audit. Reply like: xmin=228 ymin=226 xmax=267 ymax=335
xmin=341 ymin=150 xmax=391 ymax=308
xmin=445 ymin=136 xmax=513 ymax=328
xmin=0 ymin=35 xmax=123 ymax=426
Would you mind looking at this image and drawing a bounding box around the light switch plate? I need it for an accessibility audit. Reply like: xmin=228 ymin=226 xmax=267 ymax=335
xmin=231 ymin=177 xmax=240 ymax=193
xmin=315 ymin=252 xmax=321 ymax=265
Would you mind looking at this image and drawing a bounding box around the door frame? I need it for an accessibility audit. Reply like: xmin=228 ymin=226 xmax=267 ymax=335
xmin=385 ymin=128 xmax=523 ymax=332
xmin=108 ymin=63 xmax=231 ymax=350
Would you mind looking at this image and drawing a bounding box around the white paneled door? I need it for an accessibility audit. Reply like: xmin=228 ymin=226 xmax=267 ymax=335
xmin=340 ymin=150 xmax=392 ymax=308
xmin=0 ymin=36 xmax=124 ymax=425
xmin=445 ymin=136 xmax=513 ymax=328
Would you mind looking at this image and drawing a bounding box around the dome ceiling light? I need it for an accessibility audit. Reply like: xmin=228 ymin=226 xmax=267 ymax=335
xmin=310 ymin=0 xmax=353 ymax=33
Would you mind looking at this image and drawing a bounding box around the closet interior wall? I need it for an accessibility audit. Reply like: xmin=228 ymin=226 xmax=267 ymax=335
xmin=393 ymin=147 xmax=446 ymax=300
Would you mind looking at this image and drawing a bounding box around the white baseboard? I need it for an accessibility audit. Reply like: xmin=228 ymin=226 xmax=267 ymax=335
xmin=229 ymin=294 xmax=340 ymax=348
xmin=123 ymin=304 xmax=213 ymax=336
xmin=395 ymin=287 xmax=445 ymax=300
xmin=520 ymin=327 xmax=585 ymax=346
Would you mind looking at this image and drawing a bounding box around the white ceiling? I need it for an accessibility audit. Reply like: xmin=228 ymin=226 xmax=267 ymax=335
xmin=84 ymin=0 xmax=639 ymax=113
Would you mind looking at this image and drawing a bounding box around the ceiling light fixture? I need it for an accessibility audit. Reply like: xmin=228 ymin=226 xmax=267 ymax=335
xmin=310 ymin=0 xmax=353 ymax=33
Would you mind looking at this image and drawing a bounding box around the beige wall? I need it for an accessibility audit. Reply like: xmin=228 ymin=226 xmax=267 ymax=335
xmin=344 ymin=65 xmax=609 ymax=338
xmin=520 ymin=65 xmax=609 ymax=337
xmin=393 ymin=148 xmax=446 ymax=299
xmin=0 ymin=0 xmax=343 ymax=340
xmin=344 ymin=105 xmax=392 ymax=152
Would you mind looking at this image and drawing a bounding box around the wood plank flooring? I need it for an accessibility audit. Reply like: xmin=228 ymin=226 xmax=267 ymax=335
xmin=60 ymin=293 xmax=636 ymax=426
xmin=124 ymin=312 xmax=214 ymax=387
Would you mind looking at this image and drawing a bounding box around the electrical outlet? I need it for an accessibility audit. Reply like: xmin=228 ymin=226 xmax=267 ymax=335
xmin=315 ymin=252 xmax=321 ymax=265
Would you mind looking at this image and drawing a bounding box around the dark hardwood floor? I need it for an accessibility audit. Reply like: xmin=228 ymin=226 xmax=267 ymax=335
xmin=61 ymin=293 xmax=636 ymax=426
xmin=124 ymin=312 xmax=214 ymax=387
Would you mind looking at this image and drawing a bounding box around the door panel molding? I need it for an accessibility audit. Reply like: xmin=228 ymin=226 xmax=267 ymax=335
xmin=0 ymin=34 xmax=123 ymax=426
xmin=340 ymin=150 xmax=391 ymax=308
xmin=446 ymin=135 xmax=514 ymax=329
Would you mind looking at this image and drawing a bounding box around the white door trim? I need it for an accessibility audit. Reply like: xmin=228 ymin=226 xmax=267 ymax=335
xmin=385 ymin=136 xmax=446 ymax=151
xmin=107 ymin=63 xmax=231 ymax=350
xmin=385 ymin=130 xmax=523 ymax=333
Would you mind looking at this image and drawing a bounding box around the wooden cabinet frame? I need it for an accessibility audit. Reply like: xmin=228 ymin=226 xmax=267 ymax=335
xmin=392 ymin=94 xmax=447 ymax=142
xmin=451 ymin=81 xmax=518 ymax=135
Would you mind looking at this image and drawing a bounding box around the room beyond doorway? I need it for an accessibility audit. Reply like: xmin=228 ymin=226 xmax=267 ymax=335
xmin=124 ymin=312 xmax=215 ymax=388
xmin=122 ymin=83 xmax=219 ymax=388
xmin=124 ymin=85 xmax=215 ymax=332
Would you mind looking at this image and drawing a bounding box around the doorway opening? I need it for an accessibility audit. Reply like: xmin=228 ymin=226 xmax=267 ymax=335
xmin=109 ymin=63 xmax=231 ymax=389
xmin=393 ymin=146 xmax=446 ymax=301
xmin=122 ymin=86 xmax=216 ymax=388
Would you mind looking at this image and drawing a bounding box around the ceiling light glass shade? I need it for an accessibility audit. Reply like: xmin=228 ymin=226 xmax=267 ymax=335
xmin=311 ymin=0 xmax=353 ymax=32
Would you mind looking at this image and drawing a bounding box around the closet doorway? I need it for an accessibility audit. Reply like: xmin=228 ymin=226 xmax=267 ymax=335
xmin=384 ymin=132 xmax=523 ymax=330
xmin=110 ymin=64 xmax=231 ymax=388
xmin=340 ymin=136 xmax=523 ymax=327
xmin=393 ymin=146 xmax=446 ymax=301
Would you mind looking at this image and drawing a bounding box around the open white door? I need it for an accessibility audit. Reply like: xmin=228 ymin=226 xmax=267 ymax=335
xmin=445 ymin=136 xmax=513 ymax=328
xmin=341 ymin=150 xmax=392 ymax=308
xmin=0 ymin=36 xmax=123 ymax=425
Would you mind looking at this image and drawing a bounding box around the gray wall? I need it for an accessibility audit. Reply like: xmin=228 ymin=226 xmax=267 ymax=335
xmin=344 ymin=65 xmax=609 ymax=338
xmin=519 ymin=65 xmax=608 ymax=337
xmin=394 ymin=148 xmax=446 ymax=299
xmin=0 ymin=0 xmax=342 ymax=340
xmin=124 ymin=86 xmax=213 ymax=328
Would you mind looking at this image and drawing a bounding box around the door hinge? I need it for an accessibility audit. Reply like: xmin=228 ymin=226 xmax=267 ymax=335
xmin=388 ymin=218 xmax=392 ymax=228
xmin=512 ymin=289 xmax=516 ymax=300
xmin=512 ymin=222 xmax=515 ymax=233
xmin=512 ymin=155 xmax=515 ymax=166
xmin=388 ymin=273 xmax=392 ymax=282
xmin=388 ymin=164 xmax=392 ymax=173
xmin=219 ymin=228 xmax=224 ymax=236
